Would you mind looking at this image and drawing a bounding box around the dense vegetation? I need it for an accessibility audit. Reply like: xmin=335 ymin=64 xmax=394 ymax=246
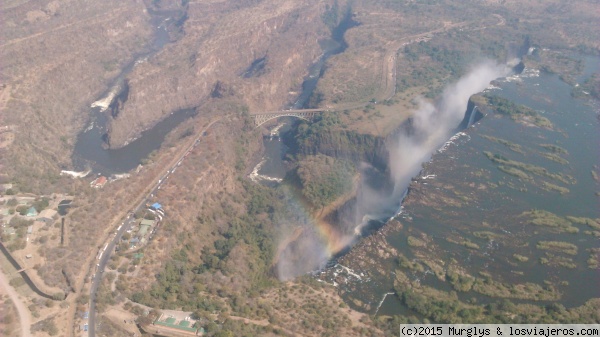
xmin=482 ymin=95 xmax=553 ymax=128
xmin=296 ymin=154 xmax=355 ymax=209
xmin=293 ymin=114 xmax=386 ymax=169
xmin=400 ymin=42 xmax=468 ymax=98
xmin=126 ymin=176 xmax=362 ymax=336
xmin=375 ymin=291 xmax=600 ymax=327
xmin=130 ymin=181 xmax=280 ymax=310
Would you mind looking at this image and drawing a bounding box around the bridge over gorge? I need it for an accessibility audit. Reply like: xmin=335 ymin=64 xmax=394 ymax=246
xmin=252 ymin=108 xmax=330 ymax=127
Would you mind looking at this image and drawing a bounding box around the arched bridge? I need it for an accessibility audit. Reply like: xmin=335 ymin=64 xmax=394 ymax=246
xmin=252 ymin=108 xmax=329 ymax=127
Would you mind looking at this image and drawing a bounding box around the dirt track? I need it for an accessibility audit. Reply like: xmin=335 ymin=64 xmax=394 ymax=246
xmin=0 ymin=266 xmax=31 ymax=337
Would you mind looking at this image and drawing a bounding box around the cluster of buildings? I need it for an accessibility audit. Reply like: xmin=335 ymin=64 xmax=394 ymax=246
xmin=1 ymin=194 xmax=60 ymax=247
xmin=126 ymin=203 xmax=164 ymax=249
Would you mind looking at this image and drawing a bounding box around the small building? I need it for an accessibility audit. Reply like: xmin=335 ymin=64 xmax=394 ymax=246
xmin=26 ymin=206 xmax=38 ymax=217
xmin=27 ymin=225 xmax=33 ymax=234
xmin=150 ymin=203 xmax=162 ymax=210
xmin=91 ymin=176 xmax=108 ymax=188
xmin=25 ymin=254 xmax=32 ymax=259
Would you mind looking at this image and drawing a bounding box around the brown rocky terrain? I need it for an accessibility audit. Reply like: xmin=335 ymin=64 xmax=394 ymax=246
xmin=107 ymin=0 xmax=331 ymax=148
xmin=1 ymin=0 xmax=152 ymax=191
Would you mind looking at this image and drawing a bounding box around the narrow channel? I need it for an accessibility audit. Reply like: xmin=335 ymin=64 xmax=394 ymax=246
xmin=71 ymin=7 xmax=190 ymax=176
xmin=255 ymin=10 xmax=360 ymax=181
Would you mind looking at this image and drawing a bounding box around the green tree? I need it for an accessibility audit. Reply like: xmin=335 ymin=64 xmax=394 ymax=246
xmin=215 ymin=330 xmax=234 ymax=337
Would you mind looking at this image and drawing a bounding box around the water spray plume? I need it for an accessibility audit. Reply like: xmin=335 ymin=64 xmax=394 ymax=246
xmin=276 ymin=60 xmax=511 ymax=280
xmin=389 ymin=60 xmax=510 ymax=198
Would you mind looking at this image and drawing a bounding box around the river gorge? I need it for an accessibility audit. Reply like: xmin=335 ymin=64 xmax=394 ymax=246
xmin=67 ymin=1 xmax=599 ymax=319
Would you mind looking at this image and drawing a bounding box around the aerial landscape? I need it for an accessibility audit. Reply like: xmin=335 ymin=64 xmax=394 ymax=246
xmin=0 ymin=0 xmax=598 ymax=336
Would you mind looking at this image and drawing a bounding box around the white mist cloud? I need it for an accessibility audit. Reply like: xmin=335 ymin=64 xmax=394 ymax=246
xmin=276 ymin=228 xmax=330 ymax=281
xmin=388 ymin=61 xmax=510 ymax=196
xmin=275 ymin=60 xmax=510 ymax=281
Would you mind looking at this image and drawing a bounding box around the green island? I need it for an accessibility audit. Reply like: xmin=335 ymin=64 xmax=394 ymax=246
xmin=480 ymin=95 xmax=553 ymax=129
xmin=520 ymin=210 xmax=580 ymax=233
xmin=482 ymin=135 xmax=526 ymax=154
xmin=294 ymin=154 xmax=356 ymax=209
xmin=536 ymin=241 xmax=578 ymax=256
xmin=484 ymin=151 xmax=575 ymax=185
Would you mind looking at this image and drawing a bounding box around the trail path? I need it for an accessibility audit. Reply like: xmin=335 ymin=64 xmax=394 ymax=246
xmin=331 ymin=15 xmax=505 ymax=111
xmin=0 ymin=266 xmax=31 ymax=337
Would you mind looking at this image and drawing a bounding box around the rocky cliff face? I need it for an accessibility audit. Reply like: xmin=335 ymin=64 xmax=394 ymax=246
xmin=0 ymin=0 xmax=153 ymax=191
xmin=107 ymin=0 xmax=331 ymax=148
xmin=295 ymin=128 xmax=388 ymax=170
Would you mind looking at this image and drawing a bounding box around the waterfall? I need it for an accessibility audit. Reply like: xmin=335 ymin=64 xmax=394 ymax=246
xmin=466 ymin=104 xmax=478 ymax=128
xmin=374 ymin=292 xmax=395 ymax=316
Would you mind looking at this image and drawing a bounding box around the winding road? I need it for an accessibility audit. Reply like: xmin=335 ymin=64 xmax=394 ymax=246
xmin=0 ymin=265 xmax=31 ymax=337
xmin=87 ymin=118 xmax=221 ymax=337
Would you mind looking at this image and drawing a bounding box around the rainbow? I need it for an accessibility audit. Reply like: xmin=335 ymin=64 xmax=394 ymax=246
xmin=273 ymin=186 xmax=359 ymax=280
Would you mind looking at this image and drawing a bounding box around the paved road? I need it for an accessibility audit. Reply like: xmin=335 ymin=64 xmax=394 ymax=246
xmin=87 ymin=119 xmax=220 ymax=337
xmin=0 ymin=264 xmax=32 ymax=337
